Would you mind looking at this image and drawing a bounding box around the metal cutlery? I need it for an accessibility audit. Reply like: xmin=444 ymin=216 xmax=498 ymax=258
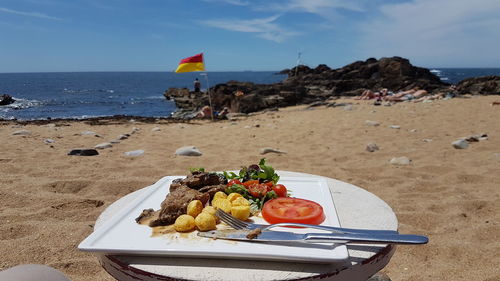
xmin=198 ymin=229 xmax=429 ymax=245
xmin=215 ymin=209 xmax=400 ymax=235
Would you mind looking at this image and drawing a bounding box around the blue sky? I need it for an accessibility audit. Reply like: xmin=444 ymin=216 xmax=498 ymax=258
xmin=1 ymin=0 xmax=499 ymax=72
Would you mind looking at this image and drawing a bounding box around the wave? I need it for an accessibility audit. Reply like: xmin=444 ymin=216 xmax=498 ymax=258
xmin=430 ymin=69 xmax=441 ymax=73
xmin=2 ymin=97 xmax=43 ymax=110
xmin=63 ymin=88 xmax=115 ymax=94
xmin=144 ymin=95 xmax=165 ymax=100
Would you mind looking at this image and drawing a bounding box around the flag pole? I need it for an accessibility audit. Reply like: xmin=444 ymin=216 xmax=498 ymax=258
xmin=200 ymin=73 xmax=214 ymax=121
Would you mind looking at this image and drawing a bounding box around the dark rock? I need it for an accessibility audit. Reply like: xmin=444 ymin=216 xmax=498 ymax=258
xmin=68 ymin=149 xmax=99 ymax=156
xmin=0 ymin=94 xmax=15 ymax=106
xmin=163 ymin=57 xmax=451 ymax=116
xmin=456 ymin=76 xmax=500 ymax=95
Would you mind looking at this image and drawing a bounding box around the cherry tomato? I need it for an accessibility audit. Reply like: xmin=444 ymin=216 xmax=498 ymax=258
xmin=242 ymin=180 xmax=259 ymax=188
xmin=263 ymin=181 xmax=274 ymax=192
xmin=272 ymin=184 xmax=287 ymax=197
xmin=247 ymin=183 xmax=268 ymax=198
xmin=227 ymin=179 xmax=242 ymax=187
xmin=262 ymin=197 xmax=325 ymax=225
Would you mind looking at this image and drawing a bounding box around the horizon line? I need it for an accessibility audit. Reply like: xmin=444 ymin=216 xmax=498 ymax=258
xmin=2 ymin=66 xmax=500 ymax=74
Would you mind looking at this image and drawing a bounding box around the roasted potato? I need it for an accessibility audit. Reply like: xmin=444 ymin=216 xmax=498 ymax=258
xmin=201 ymin=206 xmax=219 ymax=223
xmin=231 ymin=196 xmax=250 ymax=207
xmin=213 ymin=198 xmax=232 ymax=213
xmin=212 ymin=191 xmax=227 ymax=202
xmin=174 ymin=214 xmax=195 ymax=232
xmin=186 ymin=200 xmax=203 ymax=218
xmin=227 ymin=192 xmax=243 ymax=202
xmin=201 ymin=205 xmax=217 ymax=216
xmin=195 ymin=212 xmax=217 ymax=231
xmin=231 ymin=205 xmax=250 ymax=221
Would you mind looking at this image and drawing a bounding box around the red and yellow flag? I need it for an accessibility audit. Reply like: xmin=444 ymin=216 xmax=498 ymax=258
xmin=175 ymin=53 xmax=205 ymax=73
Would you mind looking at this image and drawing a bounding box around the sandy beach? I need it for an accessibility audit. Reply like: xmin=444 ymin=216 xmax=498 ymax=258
xmin=0 ymin=95 xmax=499 ymax=281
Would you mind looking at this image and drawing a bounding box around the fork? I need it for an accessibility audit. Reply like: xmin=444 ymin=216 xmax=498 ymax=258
xmin=215 ymin=209 xmax=399 ymax=235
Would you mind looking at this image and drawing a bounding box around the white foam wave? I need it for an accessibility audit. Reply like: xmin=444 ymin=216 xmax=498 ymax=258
xmin=3 ymin=97 xmax=42 ymax=110
xmin=144 ymin=95 xmax=164 ymax=100
xmin=63 ymin=88 xmax=115 ymax=94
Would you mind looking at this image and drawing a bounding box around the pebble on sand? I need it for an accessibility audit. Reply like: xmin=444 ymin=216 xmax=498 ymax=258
xmin=367 ymin=272 xmax=392 ymax=281
xmin=80 ymin=131 xmax=100 ymax=137
xmin=12 ymin=130 xmax=32 ymax=136
xmin=389 ymin=125 xmax=400 ymax=129
xmin=343 ymin=104 xmax=353 ymax=111
xmin=366 ymin=143 xmax=379 ymax=152
xmin=464 ymin=133 xmax=488 ymax=142
xmin=124 ymin=150 xmax=145 ymax=157
xmin=94 ymin=142 xmax=112 ymax=149
xmin=175 ymin=146 xmax=202 ymax=156
xmin=390 ymin=156 xmax=412 ymax=165
xmin=68 ymin=149 xmax=99 ymax=156
xmin=117 ymin=134 xmax=130 ymax=140
xmin=365 ymin=120 xmax=380 ymax=126
xmin=260 ymin=147 xmax=287 ymax=155
xmin=452 ymin=139 xmax=469 ymax=149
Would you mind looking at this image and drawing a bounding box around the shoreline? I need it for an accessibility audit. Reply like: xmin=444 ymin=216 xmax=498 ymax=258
xmin=1 ymin=93 xmax=496 ymax=125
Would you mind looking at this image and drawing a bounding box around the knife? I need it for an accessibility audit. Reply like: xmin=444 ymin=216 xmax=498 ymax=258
xmin=197 ymin=229 xmax=428 ymax=245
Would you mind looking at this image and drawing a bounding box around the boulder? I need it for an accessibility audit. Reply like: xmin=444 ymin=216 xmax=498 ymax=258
xmin=456 ymin=76 xmax=500 ymax=95
xmin=0 ymin=94 xmax=15 ymax=106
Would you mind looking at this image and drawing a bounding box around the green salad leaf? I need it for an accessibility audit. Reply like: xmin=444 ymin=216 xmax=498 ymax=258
xmin=189 ymin=167 xmax=205 ymax=173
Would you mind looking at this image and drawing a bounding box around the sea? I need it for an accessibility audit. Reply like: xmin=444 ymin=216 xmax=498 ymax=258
xmin=1 ymin=68 xmax=499 ymax=121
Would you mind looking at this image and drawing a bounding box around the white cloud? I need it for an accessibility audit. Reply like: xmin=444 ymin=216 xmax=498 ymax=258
xmin=201 ymin=15 xmax=299 ymax=42
xmin=358 ymin=0 xmax=500 ymax=67
xmin=0 ymin=7 xmax=62 ymax=20
xmin=201 ymin=0 xmax=249 ymax=6
xmin=256 ymin=0 xmax=363 ymax=18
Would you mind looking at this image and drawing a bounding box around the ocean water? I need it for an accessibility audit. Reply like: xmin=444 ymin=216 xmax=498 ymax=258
xmin=429 ymin=68 xmax=500 ymax=84
xmin=1 ymin=69 xmax=499 ymax=120
xmin=0 ymin=72 xmax=286 ymax=120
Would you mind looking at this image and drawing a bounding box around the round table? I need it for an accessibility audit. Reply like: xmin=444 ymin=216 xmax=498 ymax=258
xmin=94 ymin=171 xmax=398 ymax=281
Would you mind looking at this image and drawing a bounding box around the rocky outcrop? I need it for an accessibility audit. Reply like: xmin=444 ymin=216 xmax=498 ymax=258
xmin=456 ymin=76 xmax=500 ymax=95
xmin=281 ymin=57 xmax=447 ymax=96
xmin=163 ymin=57 xmax=451 ymax=116
xmin=0 ymin=94 xmax=15 ymax=106
xmin=165 ymin=81 xmax=305 ymax=115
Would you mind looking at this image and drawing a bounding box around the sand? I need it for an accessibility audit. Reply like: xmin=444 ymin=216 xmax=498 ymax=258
xmin=0 ymin=95 xmax=499 ymax=281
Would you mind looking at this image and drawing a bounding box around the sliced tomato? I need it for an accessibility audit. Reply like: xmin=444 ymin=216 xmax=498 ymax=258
xmin=242 ymin=180 xmax=259 ymax=188
xmin=272 ymin=184 xmax=287 ymax=197
xmin=262 ymin=197 xmax=325 ymax=225
xmin=227 ymin=179 xmax=242 ymax=187
xmin=247 ymin=183 xmax=268 ymax=198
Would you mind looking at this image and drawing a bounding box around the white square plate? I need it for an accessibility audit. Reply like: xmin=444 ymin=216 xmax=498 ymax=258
xmin=79 ymin=176 xmax=349 ymax=263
